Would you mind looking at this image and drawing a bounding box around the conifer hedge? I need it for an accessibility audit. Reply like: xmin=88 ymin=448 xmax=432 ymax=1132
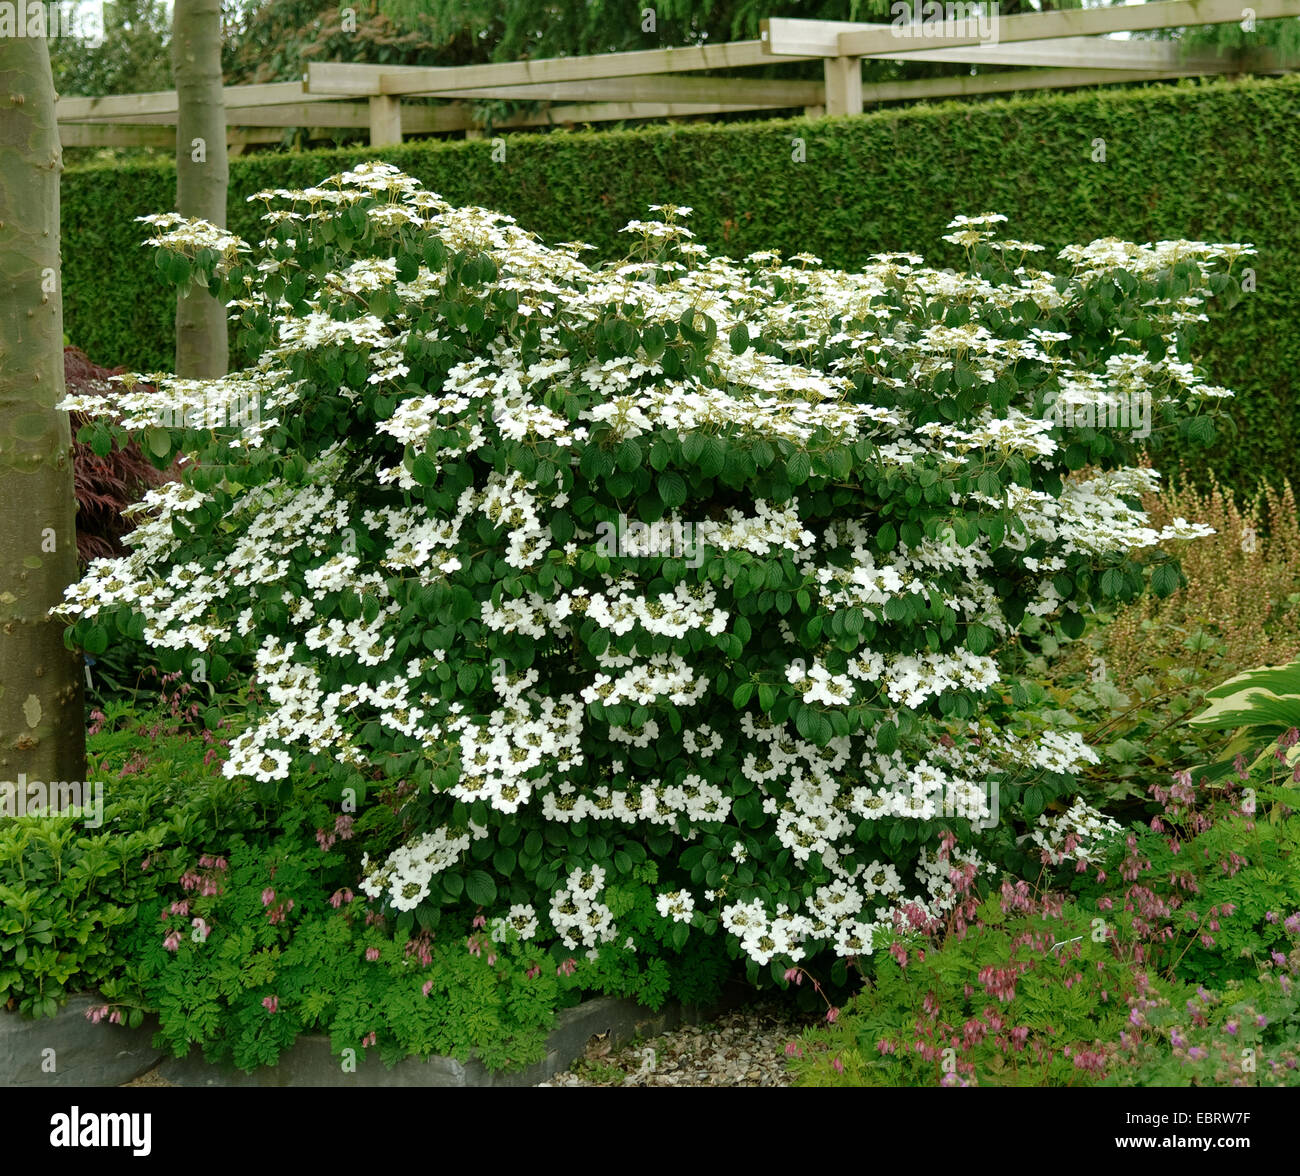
xmin=63 ymin=73 xmax=1300 ymax=490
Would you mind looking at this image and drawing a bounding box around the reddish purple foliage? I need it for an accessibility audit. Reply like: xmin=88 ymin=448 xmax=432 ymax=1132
xmin=66 ymin=346 xmax=173 ymax=562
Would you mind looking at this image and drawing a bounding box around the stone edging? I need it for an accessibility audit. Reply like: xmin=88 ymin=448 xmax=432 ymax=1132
xmin=1 ymin=995 xmax=163 ymax=1087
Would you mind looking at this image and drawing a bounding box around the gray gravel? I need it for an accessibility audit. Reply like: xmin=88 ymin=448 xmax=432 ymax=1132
xmin=537 ymin=1002 xmax=812 ymax=1087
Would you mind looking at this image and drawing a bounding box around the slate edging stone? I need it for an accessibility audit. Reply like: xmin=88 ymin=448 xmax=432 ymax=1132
xmin=1 ymin=995 xmax=164 ymax=1087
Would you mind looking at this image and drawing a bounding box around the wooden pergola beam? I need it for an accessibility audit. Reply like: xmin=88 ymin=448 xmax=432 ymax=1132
xmin=494 ymin=98 xmax=815 ymax=127
xmin=55 ymin=81 xmax=313 ymax=122
xmin=409 ymin=75 xmax=825 ymax=106
xmin=62 ymin=79 xmax=824 ymax=127
xmin=832 ymin=0 xmax=1300 ymax=57
xmin=763 ymin=18 xmax=1245 ymax=70
xmin=305 ymin=40 xmax=815 ymax=98
xmin=58 ymin=124 xmax=287 ymax=148
xmin=862 ymin=65 xmax=1217 ymax=104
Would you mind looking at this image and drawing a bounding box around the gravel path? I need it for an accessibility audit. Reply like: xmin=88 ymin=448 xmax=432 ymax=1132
xmin=538 ymin=1002 xmax=811 ymax=1087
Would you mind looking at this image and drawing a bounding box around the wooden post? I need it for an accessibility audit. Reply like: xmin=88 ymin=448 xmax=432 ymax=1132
xmin=173 ymin=0 xmax=229 ymax=379
xmin=368 ymin=95 xmax=402 ymax=146
xmin=823 ymin=56 xmax=862 ymax=116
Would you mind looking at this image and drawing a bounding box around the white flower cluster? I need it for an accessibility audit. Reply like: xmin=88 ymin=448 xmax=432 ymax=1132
xmin=1030 ymin=800 xmax=1125 ymax=866
xmin=550 ymin=866 xmax=618 ymax=952
xmin=655 ymin=890 xmax=696 ymax=923
xmin=490 ymin=904 xmax=540 ymax=943
xmin=360 ymin=826 xmax=472 ymax=912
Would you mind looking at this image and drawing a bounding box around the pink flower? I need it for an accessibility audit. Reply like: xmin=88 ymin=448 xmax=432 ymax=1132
xmin=329 ymin=887 xmax=354 ymax=908
xmin=365 ymin=946 xmax=381 ymax=961
xmin=831 ymin=1056 xmax=844 ymax=1074
xmin=525 ymin=964 xmax=541 ymax=979
xmin=422 ymin=980 xmax=434 ymax=997
xmin=261 ymin=888 xmax=276 ymax=907
xmin=262 ymin=995 xmax=279 ymax=1013
xmin=163 ymin=930 xmax=182 ymax=952
xmin=361 ymin=1031 xmax=377 ymax=1048
xmin=783 ymin=967 xmax=802 ymax=985
xmin=825 ymin=1006 xmax=840 ymax=1024
xmin=557 ymin=957 xmax=577 ymax=977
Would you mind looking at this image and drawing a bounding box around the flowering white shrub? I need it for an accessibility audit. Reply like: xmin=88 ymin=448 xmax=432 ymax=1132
xmin=59 ymin=162 xmax=1245 ymax=981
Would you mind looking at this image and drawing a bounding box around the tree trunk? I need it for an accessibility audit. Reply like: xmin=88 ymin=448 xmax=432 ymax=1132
xmin=0 ymin=35 xmax=86 ymax=790
xmin=173 ymin=0 xmax=229 ymax=378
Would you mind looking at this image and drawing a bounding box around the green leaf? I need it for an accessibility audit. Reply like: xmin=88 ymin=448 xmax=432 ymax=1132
xmin=1151 ymin=562 xmax=1181 ymax=598
xmin=145 ymin=428 xmax=171 ymax=458
xmin=492 ymin=847 xmax=517 ymax=876
xmin=1060 ymin=610 xmax=1086 ymax=640
xmin=466 ymin=870 xmax=497 ymax=907
xmin=728 ymin=323 xmax=750 ymax=354
xmin=657 ymin=470 xmax=687 ymax=508
xmin=698 ymin=436 xmax=726 ymax=479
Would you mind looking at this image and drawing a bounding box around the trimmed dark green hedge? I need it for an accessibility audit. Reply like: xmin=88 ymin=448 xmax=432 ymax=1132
xmin=63 ymin=73 xmax=1300 ymax=491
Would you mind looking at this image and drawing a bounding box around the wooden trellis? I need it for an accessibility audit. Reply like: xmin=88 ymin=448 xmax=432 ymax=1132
xmin=54 ymin=0 xmax=1300 ymax=150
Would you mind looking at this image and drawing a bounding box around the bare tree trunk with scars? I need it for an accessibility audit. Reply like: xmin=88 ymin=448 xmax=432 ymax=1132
xmin=173 ymin=0 xmax=229 ymax=377
xmin=0 ymin=34 xmax=86 ymax=788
